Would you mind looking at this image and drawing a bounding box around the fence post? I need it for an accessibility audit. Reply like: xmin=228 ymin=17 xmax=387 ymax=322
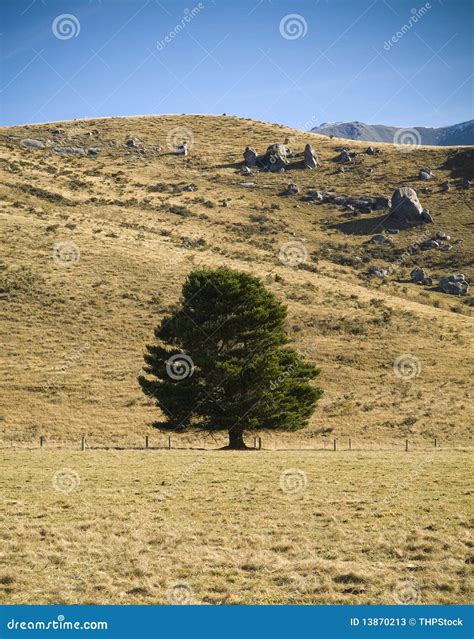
xmin=258 ymin=437 xmax=262 ymax=450
xmin=145 ymin=436 xmax=149 ymax=449
xmin=434 ymin=437 xmax=437 ymax=449
xmin=168 ymin=436 xmax=171 ymax=450
xmin=333 ymin=439 xmax=337 ymax=451
xmin=253 ymin=437 xmax=257 ymax=449
xmin=348 ymin=438 xmax=352 ymax=450
xmin=405 ymin=439 xmax=409 ymax=452
xmin=81 ymin=436 xmax=86 ymax=451
xmin=39 ymin=436 xmax=45 ymax=448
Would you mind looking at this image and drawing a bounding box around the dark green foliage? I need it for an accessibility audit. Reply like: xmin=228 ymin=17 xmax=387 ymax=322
xmin=138 ymin=267 xmax=322 ymax=448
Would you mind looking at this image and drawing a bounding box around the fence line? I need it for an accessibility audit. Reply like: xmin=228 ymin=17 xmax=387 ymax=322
xmin=0 ymin=436 xmax=472 ymax=452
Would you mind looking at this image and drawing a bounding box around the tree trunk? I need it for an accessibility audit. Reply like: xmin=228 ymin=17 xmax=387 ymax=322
xmin=228 ymin=427 xmax=248 ymax=450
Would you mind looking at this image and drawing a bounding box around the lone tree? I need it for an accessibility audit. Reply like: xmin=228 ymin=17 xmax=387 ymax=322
xmin=138 ymin=267 xmax=322 ymax=449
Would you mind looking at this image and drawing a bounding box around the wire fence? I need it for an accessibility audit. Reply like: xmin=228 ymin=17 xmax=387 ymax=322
xmin=1 ymin=435 xmax=472 ymax=452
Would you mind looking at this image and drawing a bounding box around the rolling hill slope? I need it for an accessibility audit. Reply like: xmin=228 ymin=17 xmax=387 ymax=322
xmin=1 ymin=115 xmax=473 ymax=447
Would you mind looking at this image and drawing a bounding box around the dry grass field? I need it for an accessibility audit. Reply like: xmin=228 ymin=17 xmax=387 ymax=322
xmin=0 ymin=114 xmax=473 ymax=446
xmin=0 ymin=115 xmax=473 ymax=605
xmin=0 ymin=448 xmax=472 ymax=605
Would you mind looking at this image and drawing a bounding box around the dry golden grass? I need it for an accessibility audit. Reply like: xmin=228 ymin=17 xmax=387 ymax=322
xmin=0 ymin=117 xmax=472 ymax=605
xmin=0 ymin=449 xmax=472 ymax=604
xmin=0 ymin=114 xmax=472 ymax=446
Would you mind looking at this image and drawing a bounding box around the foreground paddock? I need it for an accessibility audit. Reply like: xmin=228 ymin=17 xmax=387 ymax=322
xmin=0 ymin=449 xmax=471 ymax=604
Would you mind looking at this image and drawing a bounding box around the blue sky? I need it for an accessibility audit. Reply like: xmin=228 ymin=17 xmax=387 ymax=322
xmin=1 ymin=0 xmax=472 ymax=128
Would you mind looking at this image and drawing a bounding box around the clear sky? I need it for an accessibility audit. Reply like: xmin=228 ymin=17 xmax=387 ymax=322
xmin=1 ymin=0 xmax=472 ymax=128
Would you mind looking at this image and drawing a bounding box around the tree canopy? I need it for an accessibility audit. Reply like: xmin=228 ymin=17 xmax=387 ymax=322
xmin=138 ymin=267 xmax=322 ymax=449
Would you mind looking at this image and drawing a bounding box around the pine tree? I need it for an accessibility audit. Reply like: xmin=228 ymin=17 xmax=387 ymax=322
xmin=138 ymin=267 xmax=322 ymax=449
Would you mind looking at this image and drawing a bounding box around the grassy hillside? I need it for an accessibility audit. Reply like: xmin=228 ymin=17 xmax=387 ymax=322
xmin=1 ymin=114 xmax=473 ymax=446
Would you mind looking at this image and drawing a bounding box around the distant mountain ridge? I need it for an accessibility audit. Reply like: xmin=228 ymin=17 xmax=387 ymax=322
xmin=310 ymin=120 xmax=474 ymax=146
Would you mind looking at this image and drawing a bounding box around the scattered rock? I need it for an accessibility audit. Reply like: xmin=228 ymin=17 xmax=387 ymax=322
xmin=336 ymin=149 xmax=351 ymax=163
xmin=365 ymin=146 xmax=376 ymax=155
xmin=373 ymin=196 xmax=390 ymax=210
xmin=303 ymin=144 xmax=319 ymax=169
xmin=243 ymin=146 xmax=258 ymax=168
xmin=20 ymin=138 xmax=45 ymax=149
xmin=368 ymin=267 xmax=388 ymax=278
xmin=308 ymin=190 xmax=323 ymax=201
xmin=421 ymin=209 xmax=434 ymax=223
xmin=458 ymin=177 xmax=471 ymax=189
xmin=352 ymin=199 xmax=371 ymax=214
xmin=267 ymin=143 xmax=290 ymax=156
xmin=420 ymin=240 xmax=439 ymax=250
xmin=369 ymin=234 xmax=391 ymax=244
xmin=435 ymin=231 xmax=450 ymax=241
xmin=419 ymin=168 xmax=433 ymax=180
xmin=439 ymin=244 xmax=452 ymax=252
xmin=439 ymin=274 xmax=469 ymax=296
xmin=177 ymin=141 xmax=188 ymax=156
xmin=390 ymin=187 xmax=431 ymax=225
xmin=387 ymin=228 xmax=400 ymax=234
xmin=410 ymin=267 xmax=428 ymax=284
xmin=184 ymin=184 xmax=197 ymax=192
xmin=440 ymin=180 xmax=450 ymax=192
xmin=53 ymin=146 xmax=85 ymax=156
xmin=221 ymin=199 xmax=229 ymax=207
xmin=125 ymin=137 xmax=141 ymax=148
xmin=240 ymin=166 xmax=252 ymax=176
xmin=264 ymin=144 xmax=289 ymax=172
xmin=287 ymin=183 xmax=299 ymax=195
xmin=87 ymin=147 xmax=101 ymax=156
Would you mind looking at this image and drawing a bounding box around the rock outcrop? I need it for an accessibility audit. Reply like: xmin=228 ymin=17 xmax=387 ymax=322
xmin=390 ymin=187 xmax=433 ymax=225
xmin=410 ymin=267 xmax=432 ymax=285
xmin=303 ymin=144 xmax=319 ymax=169
xmin=243 ymin=146 xmax=257 ymax=168
xmin=263 ymin=144 xmax=289 ymax=172
xmin=438 ymin=274 xmax=469 ymax=296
